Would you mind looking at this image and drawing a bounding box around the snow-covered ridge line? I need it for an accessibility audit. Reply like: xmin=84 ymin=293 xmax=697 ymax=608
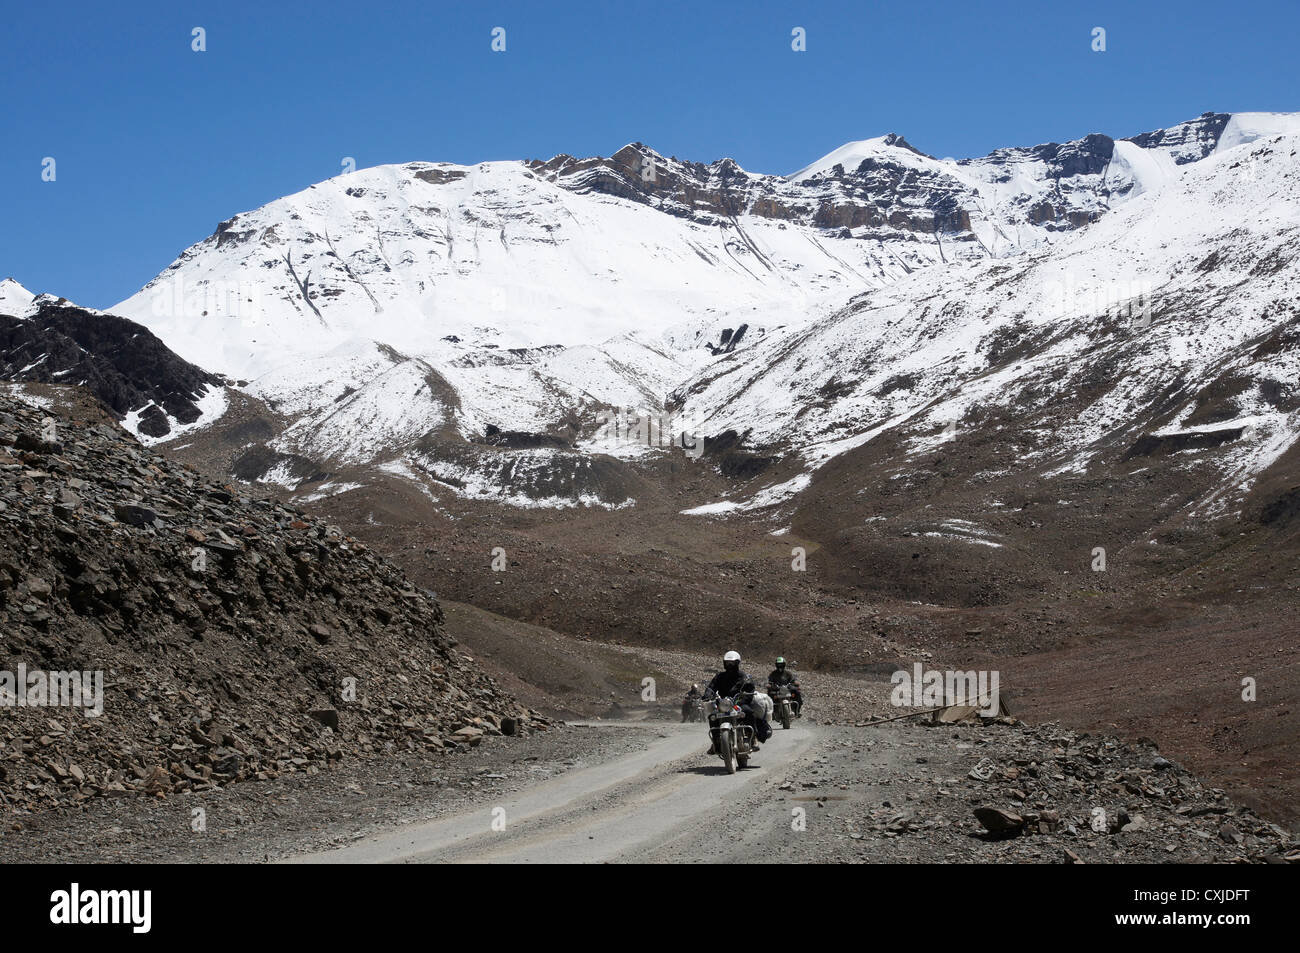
xmin=675 ymin=128 xmax=1300 ymax=511
xmin=82 ymin=111 xmax=1300 ymax=512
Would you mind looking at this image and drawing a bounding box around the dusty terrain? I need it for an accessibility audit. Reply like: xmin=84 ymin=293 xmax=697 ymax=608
xmin=4 ymin=381 xmax=1295 ymax=864
xmin=283 ymin=457 xmax=1300 ymax=832
xmin=6 ymin=710 xmax=1291 ymax=864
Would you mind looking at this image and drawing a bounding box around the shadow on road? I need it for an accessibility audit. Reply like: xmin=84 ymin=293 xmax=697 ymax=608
xmin=679 ymin=764 xmax=767 ymax=776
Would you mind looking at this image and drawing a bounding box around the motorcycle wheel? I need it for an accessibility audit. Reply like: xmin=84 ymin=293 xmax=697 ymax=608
xmin=719 ymin=732 xmax=735 ymax=774
xmin=781 ymin=708 xmax=791 ymax=730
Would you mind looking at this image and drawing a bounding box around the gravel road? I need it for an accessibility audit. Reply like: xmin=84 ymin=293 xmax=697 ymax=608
xmin=6 ymin=712 xmax=1289 ymax=864
xmin=288 ymin=721 xmax=821 ymax=863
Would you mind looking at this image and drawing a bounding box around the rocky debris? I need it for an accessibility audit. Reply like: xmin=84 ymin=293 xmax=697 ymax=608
xmin=0 ymin=723 xmax=637 ymax=863
xmin=0 ymin=393 xmax=547 ymax=815
xmin=867 ymin=807 xmax=927 ymax=835
xmin=770 ymin=718 xmax=1296 ymax=863
xmin=945 ymin=719 xmax=1296 ymax=861
xmin=973 ymin=807 xmax=1025 ymax=836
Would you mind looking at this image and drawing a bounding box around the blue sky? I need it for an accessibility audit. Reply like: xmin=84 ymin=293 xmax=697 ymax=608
xmin=2 ymin=0 xmax=1296 ymax=309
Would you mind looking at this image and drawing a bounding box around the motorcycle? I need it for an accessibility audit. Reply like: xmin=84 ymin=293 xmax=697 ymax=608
xmin=706 ymin=694 xmax=755 ymax=773
xmin=768 ymin=683 xmax=802 ymax=729
xmin=681 ymin=695 xmax=704 ymax=723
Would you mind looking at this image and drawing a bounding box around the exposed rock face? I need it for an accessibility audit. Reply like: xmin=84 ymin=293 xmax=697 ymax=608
xmin=1126 ymin=111 xmax=1231 ymax=164
xmin=531 ymin=146 xmax=777 ymax=222
xmin=1032 ymin=133 xmax=1116 ymax=178
xmin=531 ymin=116 xmax=1233 ymax=246
xmin=534 ymin=140 xmax=989 ymax=241
xmin=0 ymin=298 xmax=223 ymax=438
xmin=0 ymin=392 xmax=544 ymax=813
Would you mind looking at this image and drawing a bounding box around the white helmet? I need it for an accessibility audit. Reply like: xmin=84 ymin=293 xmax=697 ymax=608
xmin=723 ymin=650 xmax=741 ymax=670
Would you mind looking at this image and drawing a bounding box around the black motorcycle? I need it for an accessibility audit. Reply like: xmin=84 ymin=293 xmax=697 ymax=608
xmin=681 ymin=695 xmax=704 ymax=723
xmin=706 ymin=694 xmax=755 ymax=773
xmin=768 ymin=683 xmax=802 ymax=729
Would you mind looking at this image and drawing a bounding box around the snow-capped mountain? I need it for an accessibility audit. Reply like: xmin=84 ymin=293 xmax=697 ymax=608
xmin=102 ymin=111 xmax=1300 ymax=515
xmin=676 ymin=125 xmax=1300 ymax=516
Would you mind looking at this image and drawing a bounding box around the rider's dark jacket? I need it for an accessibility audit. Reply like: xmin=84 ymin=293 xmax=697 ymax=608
xmin=768 ymin=667 xmax=798 ymax=687
xmin=705 ymin=668 xmax=751 ymax=699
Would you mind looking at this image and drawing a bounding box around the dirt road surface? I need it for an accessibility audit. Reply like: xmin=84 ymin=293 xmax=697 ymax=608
xmin=4 ymin=715 xmax=1285 ymax=864
xmin=287 ymin=722 xmax=820 ymax=863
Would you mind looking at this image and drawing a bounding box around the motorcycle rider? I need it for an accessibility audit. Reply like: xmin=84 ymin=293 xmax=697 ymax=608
xmin=703 ymin=651 xmax=760 ymax=752
xmin=767 ymin=656 xmax=803 ymax=715
xmin=681 ymin=683 xmax=702 ymax=722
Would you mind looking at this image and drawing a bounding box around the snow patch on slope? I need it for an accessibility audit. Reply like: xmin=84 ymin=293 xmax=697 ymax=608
xmin=0 ymin=279 xmax=36 ymax=317
xmin=1217 ymin=112 xmax=1300 ymax=152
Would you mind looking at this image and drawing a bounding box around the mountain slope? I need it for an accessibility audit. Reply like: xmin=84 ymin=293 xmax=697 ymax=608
xmin=677 ymin=127 xmax=1300 ymax=516
xmin=0 ymin=391 xmax=542 ymax=813
xmin=0 ymin=278 xmax=35 ymax=316
xmin=100 ymin=111 xmax=1300 ymax=517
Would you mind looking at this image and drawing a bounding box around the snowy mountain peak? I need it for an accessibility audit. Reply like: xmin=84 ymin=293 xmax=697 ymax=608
xmin=789 ymin=133 xmax=931 ymax=180
xmin=0 ymin=278 xmax=35 ymax=317
xmin=102 ymin=111 xmax=1300 ymax=515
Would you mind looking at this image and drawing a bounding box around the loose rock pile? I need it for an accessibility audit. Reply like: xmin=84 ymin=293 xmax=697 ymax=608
xmin=0 ymin=393 xmax=545 ymax=815
xmin=950 ymin=718 xmax=1298 ymax=862
xmin=806 ymin=717 xmax=1299 ymax=863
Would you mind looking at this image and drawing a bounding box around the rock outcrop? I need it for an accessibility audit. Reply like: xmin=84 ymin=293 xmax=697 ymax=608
xmin=0 ymin=297 xmax=223 ymax=438
xmin=0 ymin=392 xmax=543 ymax=814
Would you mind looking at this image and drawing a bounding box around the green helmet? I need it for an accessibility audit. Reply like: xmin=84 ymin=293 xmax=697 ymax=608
xmin=775 ymin=657 xmax=785 ymax=668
